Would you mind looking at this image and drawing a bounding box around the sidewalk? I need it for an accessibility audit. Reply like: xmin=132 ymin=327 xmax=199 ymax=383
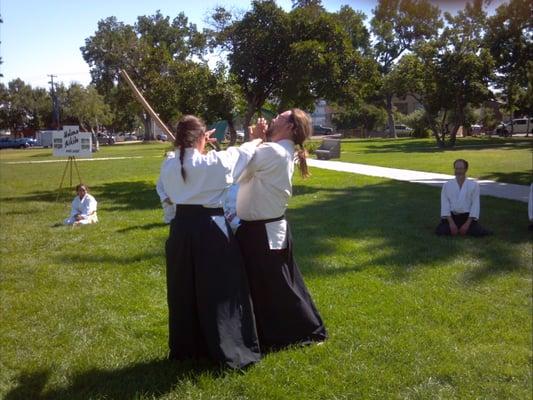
xmin=307 ymin=159 xmax=530 ymax=203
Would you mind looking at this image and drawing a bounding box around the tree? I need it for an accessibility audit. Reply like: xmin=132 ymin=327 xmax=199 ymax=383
xmin=389 ymin=0 xmax=495 ymax=147
xmin=62 ymin=84 xmax=112 ymax=133
xmin=438 ymin=0 xmax=494 ymax=145
xmin=81 ymin=12 xmax=206 ymax=140
xmin=486 ymin=0 xmax=533 ymax=131
xmin=211 ymin=1 xmax=291 ymax=133
xmin=370 ymin=0 xmax=442 ymax=138
xmin=209 ymin=2 xmax=373 ymax=137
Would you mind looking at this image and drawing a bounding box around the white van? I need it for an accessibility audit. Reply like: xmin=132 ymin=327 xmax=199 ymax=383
xmin=496 ymin=118 xmax=533 ymax=136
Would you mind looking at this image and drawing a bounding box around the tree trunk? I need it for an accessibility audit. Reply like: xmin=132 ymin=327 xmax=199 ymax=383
xmin=243 ymin=104 xmax=256 ymax=141
xmin=386 ymin=94 xmax=396 ymax=138
xmin=227 ymin=117 xmax=237 ymax=146
xmin=449 ymin=107 xmax=463 ymax=148
xmin=142 ymin=114 xmax=154 ymax=141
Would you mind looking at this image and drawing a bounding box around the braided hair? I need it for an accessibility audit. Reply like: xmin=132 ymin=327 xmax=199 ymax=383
xmin=174 ymin=115 xmax=206 ymax=182
xmin=289 ymin=108 xmax=312 ymax=178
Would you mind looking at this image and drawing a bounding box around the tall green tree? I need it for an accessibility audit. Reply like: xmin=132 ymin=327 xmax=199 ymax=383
xmin=62 ymin=84 xmax=113 ymax=133
xmin=81 ymin=11 xmax=206 ymax=140
xmin=370 ymin=0 xmax=442 ymax=138
xmin=210 ymin=1 xmax=373 ymax=136
xmin=486 ymin=0 xmax=533 ymax=131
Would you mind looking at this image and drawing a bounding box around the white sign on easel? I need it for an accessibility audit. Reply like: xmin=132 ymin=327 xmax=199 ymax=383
xmin=53 ymin=126 xmax=92 ymax=158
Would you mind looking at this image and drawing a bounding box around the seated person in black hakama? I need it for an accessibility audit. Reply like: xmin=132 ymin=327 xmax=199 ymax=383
xmin=435 ymin=159 xmax=492 ymax=237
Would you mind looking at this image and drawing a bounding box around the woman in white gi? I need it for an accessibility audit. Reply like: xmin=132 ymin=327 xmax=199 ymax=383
xmin=527 ymin=183 xmax=533 ymax=231
xmin=156 ymin=151 xmax=176 ymax=224
xmin=235 ymin=109 xmax=327 ymax=351
xmin=64 ymin=184 xmax=98 ymax=225
xmin=159 ymin=115 xmax=262 ymax=369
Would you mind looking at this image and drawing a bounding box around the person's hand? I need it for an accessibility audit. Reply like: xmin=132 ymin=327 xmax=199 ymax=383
xmin=250 ymin=138 xmax=262 ymax=147
xmin=204 ymin=129 xmax=217 ymax=144
xmin=75 ymin=214 xmax=82 ymax=221
xmin=459 ymin=220 xmax=471 ymax=236
xmin=449 ymin=221 xmax=458 ymax=236
xmin=249 ymin=118 xmax=268 ymax=140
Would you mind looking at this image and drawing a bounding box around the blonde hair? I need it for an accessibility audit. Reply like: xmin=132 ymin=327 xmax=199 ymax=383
xmin=289 ymin=108 xmax=312 ymax=178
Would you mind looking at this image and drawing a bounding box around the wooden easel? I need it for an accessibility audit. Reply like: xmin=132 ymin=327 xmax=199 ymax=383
xmin=56 ymin=156 xmax=82 ymax=201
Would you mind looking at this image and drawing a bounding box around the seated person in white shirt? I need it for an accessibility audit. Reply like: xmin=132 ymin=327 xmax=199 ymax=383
xmin=64 ymin=184 xmax=98 ymax=225
xmin=435 ymin=159 xmax=491 ymax=237
xmin=156 ymin=151 xmax=176 ymax=224
xmin=527 ymin=183 xmax=533 ymax=231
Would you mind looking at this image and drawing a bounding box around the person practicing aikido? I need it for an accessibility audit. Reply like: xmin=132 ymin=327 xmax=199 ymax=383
xmin=235 ymin=109 xmax=327 ymax=351
xmin=527 ymin=183 xmax=533 ymax=231
xmin=159 ymin=115 xmax=262 ymax=369
xmin=156 ymin=151 xmax=176 ymax=224
xmin=64 ymin=184 xmax=98 ymax=226
xmin=435 ymin=159 xmax=492 ymax=237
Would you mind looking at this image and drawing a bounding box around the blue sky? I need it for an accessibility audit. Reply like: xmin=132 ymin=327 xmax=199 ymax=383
xmin=1 ymin=0 xmax=505 ymax=89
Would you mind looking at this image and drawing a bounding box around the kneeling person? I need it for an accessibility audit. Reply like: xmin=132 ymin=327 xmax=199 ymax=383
xmin=435 ymin=159 xmax=491 ymax=237
xmin=64 ymin=184 xmax=98 ymax=225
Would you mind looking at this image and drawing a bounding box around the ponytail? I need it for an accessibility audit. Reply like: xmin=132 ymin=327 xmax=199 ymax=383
xmin=290 ymin=108 xmax=312 ymax=178
xmin=174 ymin=115 xmax=206 ymax=182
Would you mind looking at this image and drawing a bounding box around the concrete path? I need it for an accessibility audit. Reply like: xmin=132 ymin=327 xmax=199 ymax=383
xmin=307 ymin=159 xmax=531 ymax=203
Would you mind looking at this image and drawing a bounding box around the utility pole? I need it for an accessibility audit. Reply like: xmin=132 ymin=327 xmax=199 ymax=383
xmin=48 ymin=74 xmax=60 ymax=129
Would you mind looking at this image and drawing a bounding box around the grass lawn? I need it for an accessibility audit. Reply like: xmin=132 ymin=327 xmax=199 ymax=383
xmin=311 ymin=136 xmax=533 ymax=185
xmin=0 ymin=144 xmax=531 ymax=399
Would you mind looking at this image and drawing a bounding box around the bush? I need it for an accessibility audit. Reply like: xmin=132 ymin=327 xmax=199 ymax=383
xmin=304 ymin=140 xmax=320 ymax=155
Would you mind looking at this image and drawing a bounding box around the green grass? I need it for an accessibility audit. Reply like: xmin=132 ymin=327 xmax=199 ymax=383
xmin=310 ymin=136 xmax=533 ymax=185
xmin=0 ymin=144 xmax=531 ymax=399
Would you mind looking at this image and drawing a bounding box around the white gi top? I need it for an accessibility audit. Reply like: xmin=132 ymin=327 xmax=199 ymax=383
xmin=440 ymin=178 xmax=480 ymax=220
xmin=527 ymin=183 xmax=533 ymax=221
xmin=156 ymin=151 xmax=175 ymax=202
xmin=70 ymin=193 xmax=97 ymax=219
xmin=159 ymin=141 xmax=259 ymax=238
xmin=237 ymin=139 xmax=295 ymax=249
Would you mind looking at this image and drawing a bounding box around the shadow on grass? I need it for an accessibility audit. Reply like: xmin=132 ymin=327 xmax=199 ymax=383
xmin=5 ymin=359 xmax=227 ymax=400
xmin=116 ymin=222 xmax=168 ymax=233
xmin=339 ymin=137 xmax=532 ymax=155
xmin=56 ymin=251 xmax=164 ymax=266
xmin=0 ymin=180 xmax=160 ymax=211
xmin=288 ymin=179 xmax=531 ymax=283
xmin=478 ymin=171 xmax=533 ymax=187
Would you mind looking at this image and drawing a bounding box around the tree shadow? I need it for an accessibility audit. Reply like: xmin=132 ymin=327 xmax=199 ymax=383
xmin=478 ymin=171 xmax=533 ymax=187
xmin=116 ymin=222 xmax=168 ymax=233
xmin=289 ymin=178 xmax=530 ymax=283
xmin=0 ymin=181 xmax=160 ymax=211
xmin=4 ymin=359 xmax=228 ymax=400
xmin=55 ymin=250 xmax=164 ymax=267
xmin=339 ymin=137 xmax=532 ymax=155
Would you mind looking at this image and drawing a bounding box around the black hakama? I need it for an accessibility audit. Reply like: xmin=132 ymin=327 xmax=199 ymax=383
xmin=165 ymin=205 xmax=260 ymax=369
xmin=435 ymin=212 xmax=492 ymax=237
xmin=236 ymin=217 xmax=327 ymax=351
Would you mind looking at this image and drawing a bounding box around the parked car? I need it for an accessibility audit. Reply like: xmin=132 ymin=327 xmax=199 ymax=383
xmin=223 ymin=130 xmax=245 ymax=142
xmin=124 ymin=133 xmax=138 ymax=141
xmin=313 ymin=125 xmax=334 ymax=135
xmin=0 ymin=137 xmax=31 ymax=149
xmin=97 ymin=133 xmax=115 ymax=145
xmin=385 ymin=124 xmax=414 ymax=136
xmin=157 ymin=133 xmax=168 ymax=141
xmin=494 ymin=118 xmax=533 ymax=136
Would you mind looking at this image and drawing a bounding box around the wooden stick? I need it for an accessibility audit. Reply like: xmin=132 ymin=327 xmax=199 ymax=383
xmin=118 ymin=69 xmax=175 ymax=140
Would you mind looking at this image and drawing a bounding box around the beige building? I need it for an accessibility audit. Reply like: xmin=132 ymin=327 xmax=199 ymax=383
xmin=392 ymin=94 xmax=424 ymax=115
